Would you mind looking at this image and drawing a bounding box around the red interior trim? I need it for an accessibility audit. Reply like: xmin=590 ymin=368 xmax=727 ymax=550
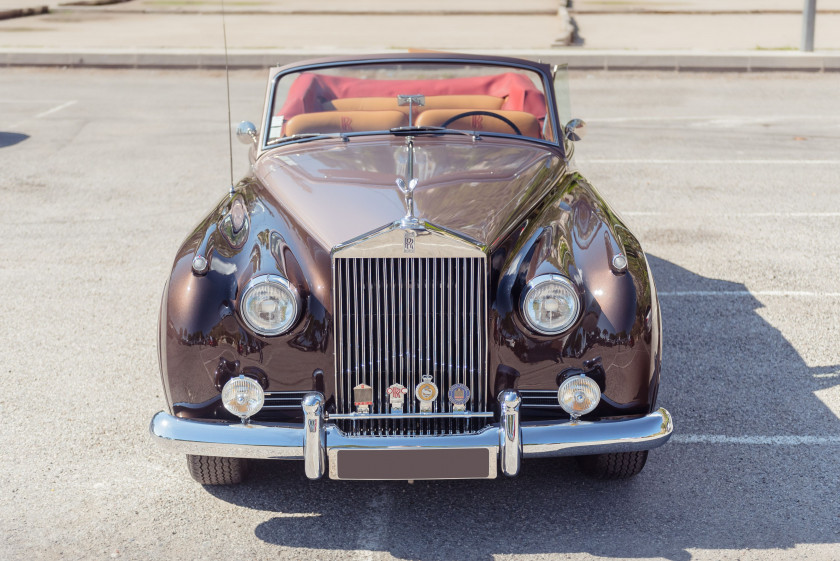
xmin=276 ymin=72 xmax=547 ymax=122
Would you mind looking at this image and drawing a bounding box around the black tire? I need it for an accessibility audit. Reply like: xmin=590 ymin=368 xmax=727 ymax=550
xmin=576 ymin=450 xmax=648 ymax=479
xmin=186 ymin=454 xmax=248 ymax=485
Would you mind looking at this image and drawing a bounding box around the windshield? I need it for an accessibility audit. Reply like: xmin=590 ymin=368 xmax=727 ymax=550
xmin=266 ymin=61 xmax=559 ymax=145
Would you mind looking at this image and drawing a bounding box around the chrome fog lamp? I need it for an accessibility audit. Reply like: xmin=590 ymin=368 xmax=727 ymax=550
xmin=558 ymin=374 xmax=601 ymax=418
xmin=521 ymin=274 xmax=580 ymax=335
xmin=221 ymin=375 xmax=265 ymax=420
xmin=240 ymin=274 xmax=299 ymax=336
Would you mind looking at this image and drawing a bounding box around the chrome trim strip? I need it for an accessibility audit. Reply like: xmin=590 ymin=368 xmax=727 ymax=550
xmin=464 ymin=263 xmax=481 ymax=398
xmin=376 ymin=259 xmax=383 ymax=422
xmin=499 ymin=390 xmax=522 ymax=477
xmin=328 ymin=412 xmax=494 ymax=420
xmin=261 ymin=405 xmax=305 ymax=410
xmin=260 ymin=130 xmax=565 ymax=158
xmin=424 ymin=257 xmax=430 ymax=401
xmin=334 ymin=259 xmax=344 ymax=411
xmin=326 ymin=424 xmax=499 ymax=447
xmin=520 ymin=389 xmax=565 ymax=408
xmin=447 ymin=258 xmax=453 ymax=408
xmin=262 ymin=391 xmax=311 ymax=409
xmin=408 ymin=257 xmax=415 ymax=412
xmin=361 ymin=258 xmax=368 ymax=389
xmin=150 ymin=408 xmax=673 ymax=464
xmin=454 ymin=258 xmax=460 ymax=394
xmin=398 ymin=258 xmax=405 ymax=407
xmin=432 ymin=256 xmax=437 ymax=401
xmin=331 ymin=220 xmax=486 ymax=258
xmin=480 ymin=259 xmax=487 ymax=409
xmin=302 ymin=393 xmax=325 ymax=479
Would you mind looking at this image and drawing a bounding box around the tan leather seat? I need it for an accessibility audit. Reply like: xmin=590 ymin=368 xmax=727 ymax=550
xmin=285 ymin=110 xmax=407 ymax=135
xmin=325 ymin=95 xmax=504 ymax=113
xmin=415 ymin=109 xmax=541 ymax=138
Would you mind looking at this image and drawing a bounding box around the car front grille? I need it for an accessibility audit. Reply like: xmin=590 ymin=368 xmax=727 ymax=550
xmin=333 ymin=256 xmax=488 ymax=436
xmin=249 ymin=391 xmax=311 ymax=421
xmin=263 ymin=391 xmax=311 ymax=409
xmin=520 ymin=390 xmax=563 ymax=408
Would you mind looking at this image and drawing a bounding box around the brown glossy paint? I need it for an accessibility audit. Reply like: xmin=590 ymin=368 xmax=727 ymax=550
xmin=255 ymin=136 xmax=558 ymax=249
xmin=160 ymin=134 xmax=660 ymax=421
xmin=159 ymin=55 xmax=660 ymax=422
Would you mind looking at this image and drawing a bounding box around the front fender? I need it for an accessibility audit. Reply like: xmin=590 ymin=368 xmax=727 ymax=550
xmin=158 ymin=177 xmax=334 ymax=416
xmin=489 ymin=173 xmax=661 ymax=416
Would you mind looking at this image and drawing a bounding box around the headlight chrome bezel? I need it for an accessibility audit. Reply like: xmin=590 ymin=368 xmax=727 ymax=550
xmin=520 ymin=274 xmax=581 ymax=335
xmin=239 ymin=274 xmax=300 ymax=336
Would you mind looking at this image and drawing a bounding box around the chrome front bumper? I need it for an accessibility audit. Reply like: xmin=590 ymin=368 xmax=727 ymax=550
xmin=150 ymin=391 xmax=673 ymax=480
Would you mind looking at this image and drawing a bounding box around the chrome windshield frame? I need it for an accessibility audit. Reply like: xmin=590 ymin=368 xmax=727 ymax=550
xmin=259 ymin=55 xmax=566 ymax=157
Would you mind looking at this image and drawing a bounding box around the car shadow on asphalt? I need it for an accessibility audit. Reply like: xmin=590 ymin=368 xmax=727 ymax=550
xmin=204 ymin=254 xmax=840 ymax=560
xmin=0 ymin=132 xmax=29 ymax=148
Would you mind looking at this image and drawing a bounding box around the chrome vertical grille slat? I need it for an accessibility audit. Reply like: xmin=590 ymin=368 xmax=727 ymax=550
xmin=333 ymin=255 xmax=487 ymax=436
xmin=335 ymin=260 xmax=344 ymax=411
xmin=447 ymin=258 xmax=453 ymax=414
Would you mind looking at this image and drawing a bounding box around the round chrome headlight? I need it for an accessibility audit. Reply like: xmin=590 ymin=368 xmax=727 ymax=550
xmin=221 ymin=375 xmax=265 ymax=419
xmin=240 ymin=275 xmax=299 ymax=336
xmin=521 ymin=274 xmax=580 ymax=335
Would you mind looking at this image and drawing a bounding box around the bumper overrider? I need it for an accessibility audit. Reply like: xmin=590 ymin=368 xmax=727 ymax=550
xmin=150 ymin=391 xmax=673 ymax=480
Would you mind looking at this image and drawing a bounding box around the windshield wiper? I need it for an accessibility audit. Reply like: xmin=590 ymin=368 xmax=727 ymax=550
xmin=389 ymin=126 xmax=480 ymax=139
xmin=268 ymin=128 xmax=480 ymax=146
xmin=266 ymin=133 xmax=331 ymax=147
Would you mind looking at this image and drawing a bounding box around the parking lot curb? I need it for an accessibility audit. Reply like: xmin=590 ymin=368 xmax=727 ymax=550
xmin=1 ymin=48 xmax=838 ymax=71
xmin=0 ymin=5 xmax=48 ymax=20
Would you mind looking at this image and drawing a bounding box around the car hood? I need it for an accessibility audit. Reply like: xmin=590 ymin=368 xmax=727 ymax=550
xmin=254 ymin=135 xmax=563 ymax=250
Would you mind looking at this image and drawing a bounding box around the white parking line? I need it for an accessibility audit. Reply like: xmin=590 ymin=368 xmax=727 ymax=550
xmin=580 ymin=159 xmax=840 ymax=165
xmin=0 ymin=99 xmax=68 ymax=103
xmin=673 ymin=434 xmax=840 ymax=445
xmin=585 ymin=115 xmax=840 ymax=124
xmin=659 ymin=291 xmax=840 ymax=298
xmin=33 ymin=100 xmax=77 ymax=119
xmin=623 ymin=211 xmax=840 ymax=217
xmin=8 ymin=99 xmax=77 ymax=129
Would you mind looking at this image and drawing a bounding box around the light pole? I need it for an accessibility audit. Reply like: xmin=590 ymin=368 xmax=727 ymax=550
xmin=801 ymin=0 xmax=817 ymax=52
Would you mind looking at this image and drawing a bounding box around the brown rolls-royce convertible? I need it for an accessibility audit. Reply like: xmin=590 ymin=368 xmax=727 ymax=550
xmin=150 ymin=52 xmax=673 ymax=484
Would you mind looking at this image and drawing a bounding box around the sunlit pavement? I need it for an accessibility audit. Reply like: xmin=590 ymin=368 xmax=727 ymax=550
xmin=1 ymin=67 xmax=839 ymax=560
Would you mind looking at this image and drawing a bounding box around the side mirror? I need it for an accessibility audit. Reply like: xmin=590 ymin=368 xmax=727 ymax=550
xmin=564 ymin=118 xmax=586 ymax=142
xmin=236 ymin=121 xmax=258 ymax=145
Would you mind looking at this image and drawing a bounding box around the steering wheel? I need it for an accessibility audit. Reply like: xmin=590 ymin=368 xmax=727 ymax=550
xmin=439 ymin=111 xmax=522 ymax=136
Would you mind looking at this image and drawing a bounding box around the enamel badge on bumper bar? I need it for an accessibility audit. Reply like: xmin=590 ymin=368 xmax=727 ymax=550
xmin=415 ymin=375 xmax=438 ymax=412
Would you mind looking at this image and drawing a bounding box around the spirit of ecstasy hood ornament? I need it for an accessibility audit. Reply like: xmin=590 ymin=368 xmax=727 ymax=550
xmin=396 ymin=177 xmax=420 ymax=228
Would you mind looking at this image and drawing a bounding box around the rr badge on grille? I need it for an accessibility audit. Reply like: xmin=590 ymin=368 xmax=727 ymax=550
xmin=403 ymin=230 xmax=416 ymax=253
xmin=447 ymin=383 xmax=471 ymax=412
xmin=386 ymin=383 xmax=408 ymax=412
xmin=353 ymin=383 xmax=373 ymax=414
xmin=415 ymin=374 xmax=438 ymax=412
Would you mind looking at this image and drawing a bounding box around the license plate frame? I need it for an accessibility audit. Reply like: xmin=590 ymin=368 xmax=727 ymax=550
xmin=329 ymin=447 xmax=496 ymax=480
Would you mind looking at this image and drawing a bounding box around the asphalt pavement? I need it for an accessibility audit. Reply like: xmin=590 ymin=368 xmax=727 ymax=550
xmin=1 ymin=67 xmax=838 ymax=560
xmin=1 ymin=0 xmax=840 ymax=69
